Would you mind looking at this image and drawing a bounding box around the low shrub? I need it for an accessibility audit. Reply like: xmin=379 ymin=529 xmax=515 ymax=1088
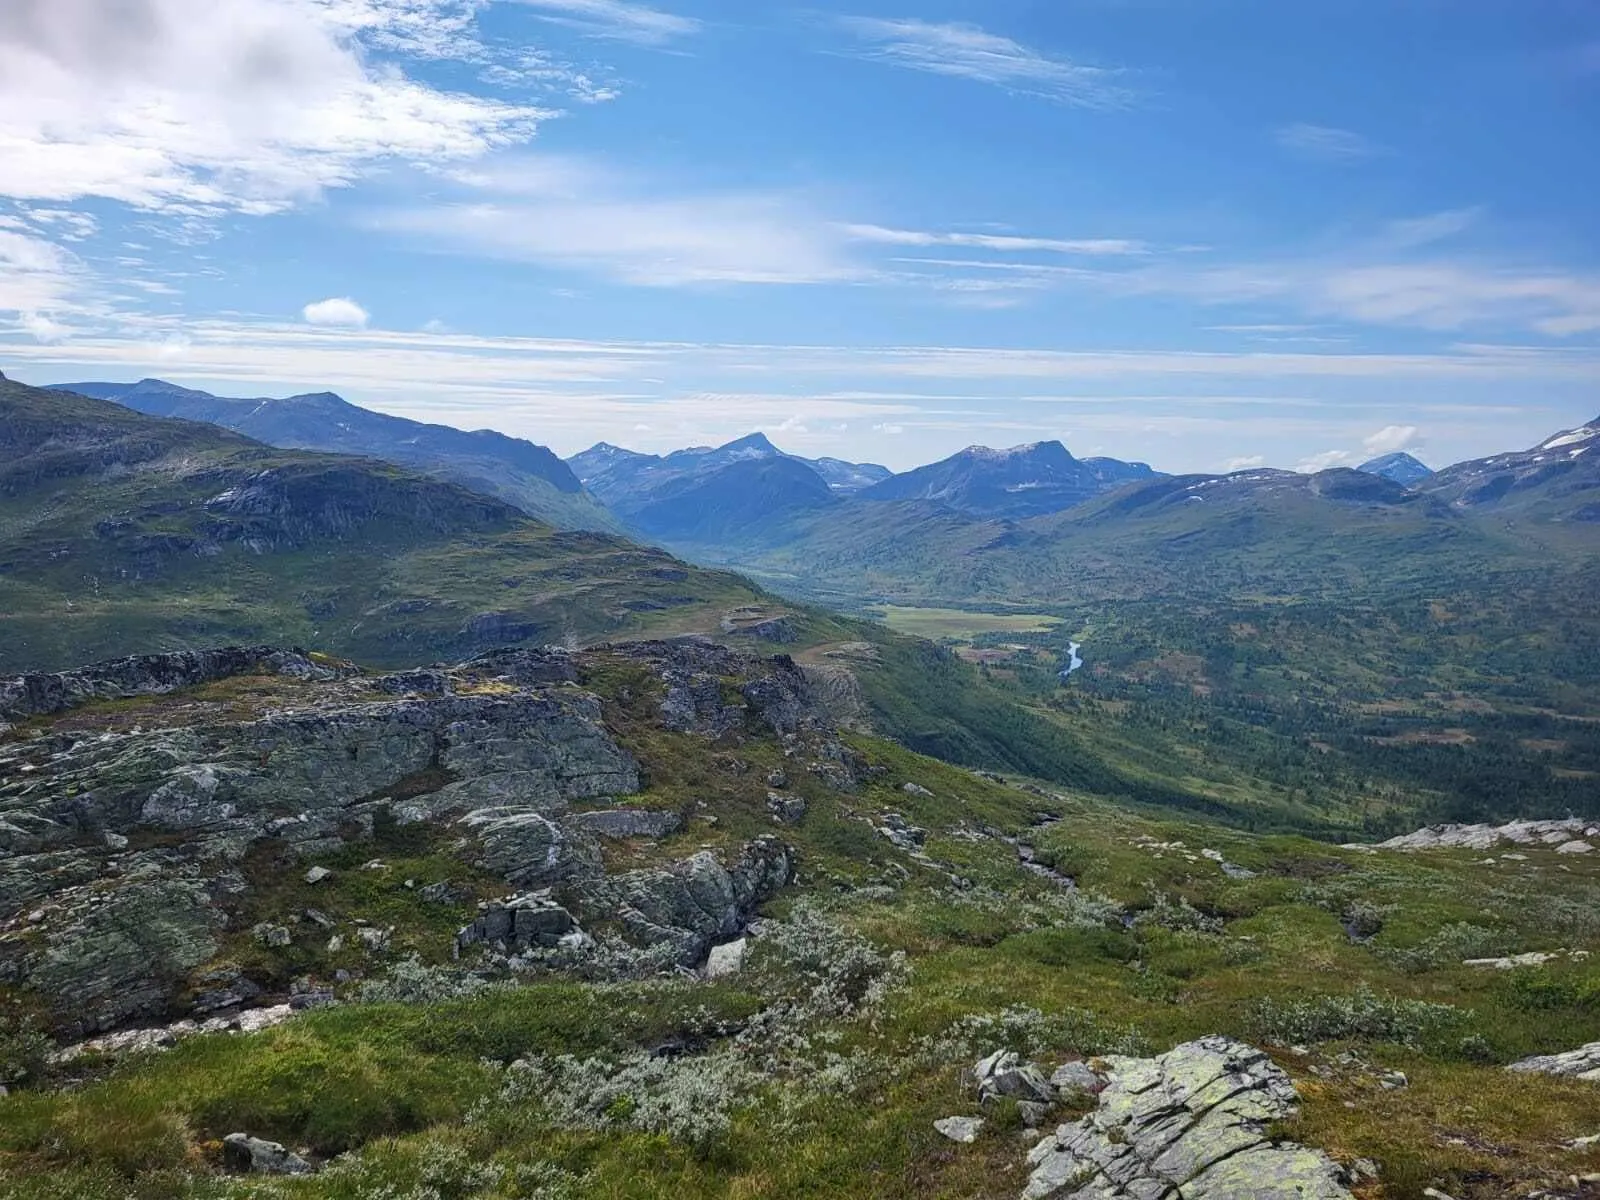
xmin=1249 ymin=985 xmax=1468 ymax=1049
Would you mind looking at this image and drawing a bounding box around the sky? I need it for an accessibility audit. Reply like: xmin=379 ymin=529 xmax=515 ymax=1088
xmin=1 ymin=0 xmax=1598 ymax=475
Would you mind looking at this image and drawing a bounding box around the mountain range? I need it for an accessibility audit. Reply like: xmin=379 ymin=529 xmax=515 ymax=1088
xmin=857 ymin=440 xmax=1158 ymax=518
xmin=55 ymin=378 xmax=621 ymax=534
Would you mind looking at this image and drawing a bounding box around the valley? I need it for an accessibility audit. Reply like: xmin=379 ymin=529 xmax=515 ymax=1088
xmin=2 ymin=372 xmax=1599 ymax=1200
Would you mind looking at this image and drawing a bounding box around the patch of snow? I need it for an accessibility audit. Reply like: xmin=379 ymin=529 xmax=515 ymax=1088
xmin=1541 ymin=428 xmax=1596 ymax=451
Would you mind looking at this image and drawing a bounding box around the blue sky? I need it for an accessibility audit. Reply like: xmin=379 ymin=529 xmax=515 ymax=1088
xmin=2 ymin=0 xmax=1598 ymax=473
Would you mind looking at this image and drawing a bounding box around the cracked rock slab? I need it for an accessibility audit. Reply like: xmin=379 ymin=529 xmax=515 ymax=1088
xmin=1507 ymin=1041 xmax=1600 ymax=1083
xmin=1021 ymin=1036 xmax=1353 ymax=1200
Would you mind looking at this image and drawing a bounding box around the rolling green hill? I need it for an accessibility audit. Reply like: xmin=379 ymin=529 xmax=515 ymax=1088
xmin=0 ymin=374 xmax=762 ymax=671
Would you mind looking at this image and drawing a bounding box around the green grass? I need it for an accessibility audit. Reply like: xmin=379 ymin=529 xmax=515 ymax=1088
xmin=867 ymin=606 xmax=1063 ymax=639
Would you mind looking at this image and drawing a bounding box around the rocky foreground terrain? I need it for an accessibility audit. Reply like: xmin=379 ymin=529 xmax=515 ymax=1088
xmin=0 ymin=642 xmax=845 ymax=1036
xmin=2 ymin=642 xmax=1599 ymax=1200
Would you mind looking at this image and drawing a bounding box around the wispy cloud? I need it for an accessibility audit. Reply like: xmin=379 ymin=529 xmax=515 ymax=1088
xmin=1297 ymin=448 xmax=1355 ymax=472
xmin=837 ymin=18 xmax=1130 ymax=107
xmin=845 ymin=224 xmax=1147 ymax=255
xmin=1364 ymin=424 xmax=1421 ymax=455
xmin=1276 ymin=122 xmax=1383 ymax=162
xmin=509 ymin=0 xmax=701 ymax=44
xmin=1383 ymin=208 xmax=1482 ymax=249
xmin=371 ymin=154 xmax=861 ymax=286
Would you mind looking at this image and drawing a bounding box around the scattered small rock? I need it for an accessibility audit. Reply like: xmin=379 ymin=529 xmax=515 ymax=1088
xmin=304 ymin=866 xmax=334 ymax=885
xmin=767 ymin=793 xmax=807 ymax=824
xmin=934 ymin=1116 xmax=985 ymax=1144
xmin=704 ymin=938 xmax=747 ymax=980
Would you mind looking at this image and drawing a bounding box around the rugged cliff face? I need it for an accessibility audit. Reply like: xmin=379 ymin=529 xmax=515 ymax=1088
xmin=0 ymin=641 xmax=845 ymax=1035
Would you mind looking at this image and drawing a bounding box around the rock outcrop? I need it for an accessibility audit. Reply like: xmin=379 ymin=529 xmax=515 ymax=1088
xmin=1507 ymin=1042 xmax=1600 ymax=1083
xmin=574 ymin=837 xmax=795 ymax=965
xmin=0 ymin=647 xmax=348 ymax=731
xmin=1022 ymin=1037 xmax=1354 ymax=1199
xmin=1 ymin=642 xmax=811 ymax=1033
xmin=1357 ymin=818 xmax=1598 ymax=854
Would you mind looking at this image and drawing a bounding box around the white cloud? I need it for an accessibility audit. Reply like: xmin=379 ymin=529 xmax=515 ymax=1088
xmin=1363 ymin=424 xmax=1421 ymax=455
xmin=845 ymin=224 xmax=1146 ymax=255
xmin=838 ymin=18 xmax=1129 ymax=107
xmin=1297 ymin=448 xmax=1354 ymax=473
xmin=372 ymin=155 xmax=861 ymax=285
xmin=1222 ymin=454 xmax=1265 ymax=471
xmin=302 ymin=296 xmax=371 ymax=327
xmin=1383 ymin=208 xmax=1482 ymax=250
xmin=874 ymin=423 xmax=906 ymax=435
xmin=509 ymin=0 xmax=700 ymax=44
xmin=19 ymin=312 xmax=72 ymax=343
xmin=0 ymin=0 xmax=553 ymax=217
xmin=1276 ymin=123 xmax=1382 ymax=162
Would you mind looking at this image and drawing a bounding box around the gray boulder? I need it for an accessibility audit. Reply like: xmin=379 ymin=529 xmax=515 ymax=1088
xmin=767 ymin=793 xmax=807 ymax=824
xmin=1022 ymin=1036 xmax=1353 ymax=1199
xmin=935 ymin=1116 xmax=985 ymax=1144
xmin=456 ymin=892 xmax=581 ymax=956
xmin=222 ymin=1133 xmax=315 ymax=1176
xmin=1506 ymin=1041 xmax=1600 ymax=1083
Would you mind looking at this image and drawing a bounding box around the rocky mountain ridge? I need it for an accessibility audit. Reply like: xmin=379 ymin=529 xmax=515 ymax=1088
xmin=55 ymin=378 xmax=619 ymax=533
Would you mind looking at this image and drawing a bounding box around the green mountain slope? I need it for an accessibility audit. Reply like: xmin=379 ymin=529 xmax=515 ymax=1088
xmin=0 ymin=374 xmax=759 ymax=670
xmin=58 ymin=378 xmax=623 ymax=534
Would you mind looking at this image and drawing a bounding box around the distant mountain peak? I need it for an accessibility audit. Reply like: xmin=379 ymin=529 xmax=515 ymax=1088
xmin=721 ymin=432 xmax=780 ymax=455
xmin=1358 ymin=451 xmax=1434 ymax=486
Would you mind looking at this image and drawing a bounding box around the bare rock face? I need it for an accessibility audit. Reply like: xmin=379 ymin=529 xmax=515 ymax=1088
xmin=0 ymin=647 xmax=347 ymax=731
xmin=1022 ymin=1037 xmax=1353 ymax=1200
xmin=1 ymin=641 xmax=813 ymax=1033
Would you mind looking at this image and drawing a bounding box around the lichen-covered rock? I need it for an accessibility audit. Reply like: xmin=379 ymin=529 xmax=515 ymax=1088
xmin=1021 ymin=1036 xmax=1353 ymax=1200
xmin=456 ymin=892 xmax=582 ymax=956
xmin=563 ymin=808 xmax=684 ymax=840
xmin=458 ymin=807 xmax=600 ymax=889
xmin=703 ymin=937 xmax=747 ymax=979
xmin=1358 ymin=818 xmax=1599 ymax=853
xmin=1 ymin=641 xmax=812 ymax=1033
xmin=935 ymin=1116 xmax=985 ymax=1144
xmin=22 ymin=880 xmax=224 ymax=1035
xmin=576 ymin=838 xmax=795 ymax=965
xmin=766 ymin=793 xmax=807 ymax=824
xmin=1506 ymin=1041 xmax=1600 ymax=1082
